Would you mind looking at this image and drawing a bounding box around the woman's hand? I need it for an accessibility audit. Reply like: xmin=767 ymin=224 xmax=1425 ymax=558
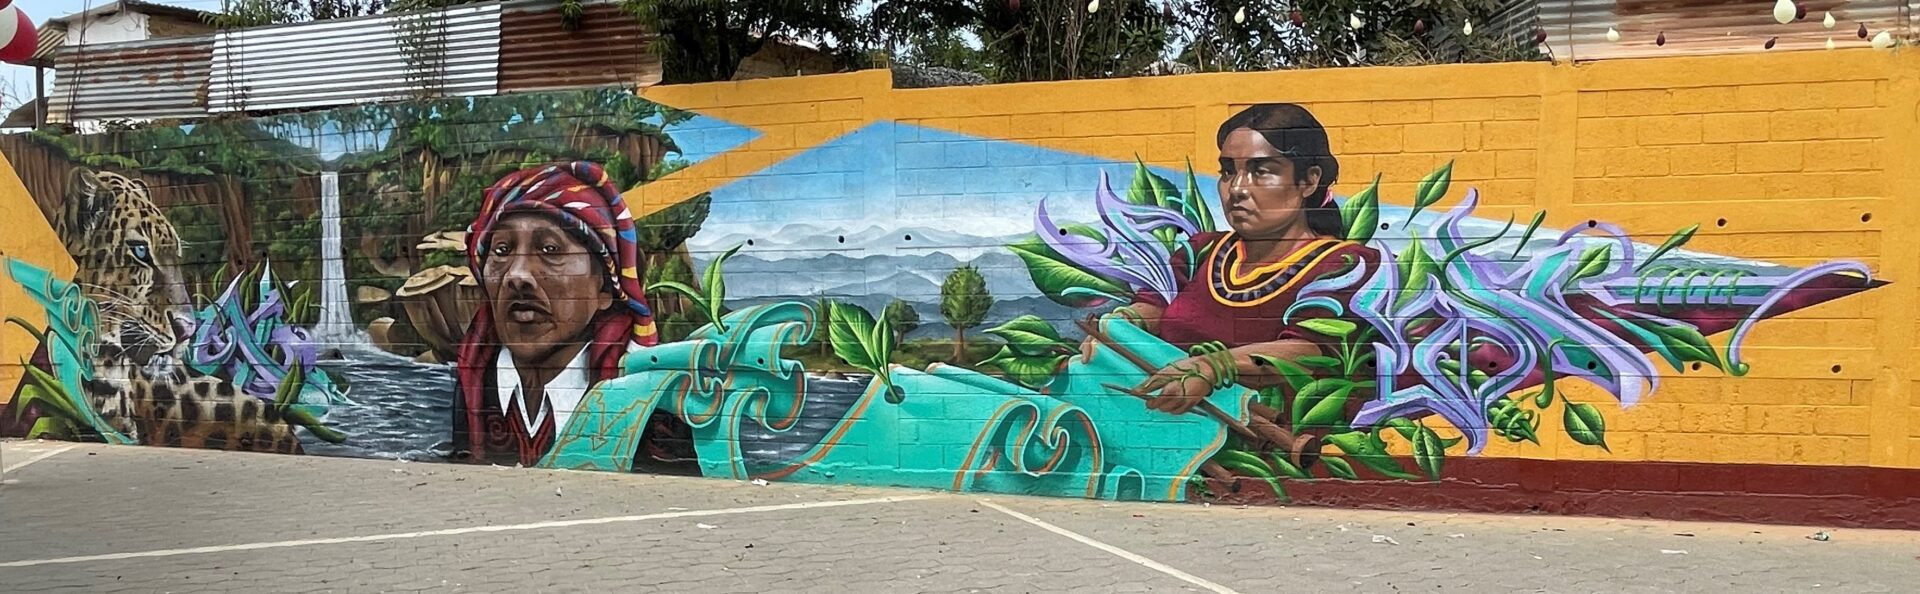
xmin=1134 ymin=356 xmax=1217 ymax=415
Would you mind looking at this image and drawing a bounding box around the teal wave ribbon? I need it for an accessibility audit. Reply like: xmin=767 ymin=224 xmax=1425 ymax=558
xmin=541 ymin=303 xmax=1244 ymax=502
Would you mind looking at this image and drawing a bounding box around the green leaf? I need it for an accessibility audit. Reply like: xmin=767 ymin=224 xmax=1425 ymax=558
xmin=1008 ymin=238 xmax=1131 ymax=308
xmin=1568 ymin=244 xmax=1614 ymax=284
xmin=1249 ymin=354 xmax=1314 ymax=392
xmin=1127 ymin=158 xmax=1180 ymax=209
xmin=1297 ymin=381 xmax=1357 ymax=431
xmin=867 ymin=309 xmax=896 ymax=372
xmin=1412 ymin=160 xmax=1455 ymax=216
xmin=1296 ymin=318 xmax=1358 ymax=339
xmin=1270 ymin=455 xmax=1310 ymax=480
xmin=981 ymin=348 xmax=1066 ymax=389
xmin=1288 ymin=379 xmax=1352 ymax=427
xmin=1325 ymin=431 xmax=1419 ymax=480
xmin=1296 ymin=355 xmax=1343 ymax=369
xmin=1384 ymin=418 xmax=1419 ymax=441
xmin=1512 ymin=211 xmax=1548 ymax=258
xmin=1340 ymin=174 xmax=1382 ymax=243
xmin=1182 ymin=159 xmax=1217 ymax=233
xmin=983 ymin=315 xmax=1070 ymax=356
xmin=1397 ymin=233 xmax=1435 ymax=301
xmin=1563 ymin=401 xmax=1610 ymax=450
xmin=1216 ymin=459 xmax=1287 ymax=500
xmin=703 ymin=243 xmax=743 ymax=319
xmin=1647 ymin=322 xmax=1723 ymax=371
xmin=1412 ymin=424 xmax=1446 ymax=481
xmin=27 ymin=416 xmax=77 ymax=440
xmin=828 ymin=302 xmax=884 ymax=372
xmin=1635 ymin=224 xmax=1699 ymax=272
xmin=1253 ymin=386 xmax=1287 ymax=411
xmin=1320 ymin=456 xmax=1359 ymax=480
xmin=1214 ymin=449 xmax=1275 ymax=475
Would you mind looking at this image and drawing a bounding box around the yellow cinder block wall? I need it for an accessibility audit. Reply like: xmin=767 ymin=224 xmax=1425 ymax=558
xmin=636 ymin=48 xmax=1920 ymax=471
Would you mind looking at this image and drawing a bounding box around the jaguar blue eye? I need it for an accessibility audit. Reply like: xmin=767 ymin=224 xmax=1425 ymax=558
xmin=129 ymin=244 xmax=151 ymax=262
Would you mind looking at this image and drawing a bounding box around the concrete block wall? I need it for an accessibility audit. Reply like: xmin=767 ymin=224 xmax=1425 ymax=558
xmin=3 ymin=49 xmax=1918 ymax=527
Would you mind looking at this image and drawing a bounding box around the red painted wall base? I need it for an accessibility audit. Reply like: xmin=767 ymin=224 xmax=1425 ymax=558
xmin=1200 ymin=458 xmax=1920 ymax=529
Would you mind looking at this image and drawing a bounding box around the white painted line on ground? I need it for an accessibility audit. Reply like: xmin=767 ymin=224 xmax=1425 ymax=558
xmin=0 ymin=494 xmax=941 ymax=568
xmin=978 ymin=499 xmax=1245 ymax=594
xmin=2 ymin=445 xmax=74 ymax=474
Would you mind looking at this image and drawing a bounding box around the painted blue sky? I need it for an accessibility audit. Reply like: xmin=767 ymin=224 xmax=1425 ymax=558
xmin=684 ymin=121 xmax=1779 ymax=273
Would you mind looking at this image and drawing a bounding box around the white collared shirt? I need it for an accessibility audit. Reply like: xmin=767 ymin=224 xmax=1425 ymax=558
xmin=495 ymin=348 xmax=590 ymax=437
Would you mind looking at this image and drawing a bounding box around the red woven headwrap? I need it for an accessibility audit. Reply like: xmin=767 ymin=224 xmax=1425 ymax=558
xmin=453 ymin=161 xmax=657 ymax=465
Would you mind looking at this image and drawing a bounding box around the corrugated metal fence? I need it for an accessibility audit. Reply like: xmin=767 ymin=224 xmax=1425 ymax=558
xmin=45 ymin=0 xmax=651 ymax=124
xmin=208 ymin=4 xmax=502 ymax=112
xmin=47 ymin=35 xmax=212 ymax=123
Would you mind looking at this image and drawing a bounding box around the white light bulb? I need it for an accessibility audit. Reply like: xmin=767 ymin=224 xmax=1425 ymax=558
xmin=1463 ymin=19 xmax=1474 ymax=36
xmin=1349 ymin=13 xmax=1364 ymax=29
xmin=1825 ymin=36 xmax=1836 ymax=50
xmin=1823 ymin=12 xmax=1836 ymax=29
xmin=1234 ymin=7 xmax=1245 ymax=24
xmin=1606 ymin=27 xmax=1620 ymax=42
xmin=1871 ymin=30 xmax=1895 ymax=48
xmin=1087 ymin=0 xmax=1099 ymax=13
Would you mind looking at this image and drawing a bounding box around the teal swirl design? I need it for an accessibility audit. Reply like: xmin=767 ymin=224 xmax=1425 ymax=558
xmin=540 ymin=301 xmax=1241 ymax=502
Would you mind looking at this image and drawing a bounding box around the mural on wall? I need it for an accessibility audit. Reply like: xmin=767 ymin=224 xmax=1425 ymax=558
xmin=0 ymin=91 xmax=1880 ymax=503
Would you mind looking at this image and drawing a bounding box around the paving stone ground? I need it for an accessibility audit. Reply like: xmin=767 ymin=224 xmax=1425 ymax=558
xmin=3 ymin=439 xmax=1919 ymax=593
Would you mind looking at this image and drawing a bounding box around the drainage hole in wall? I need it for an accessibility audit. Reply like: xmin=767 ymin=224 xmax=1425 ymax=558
xmin=904 ymin=234 xmax=913 ymax=241
xmin=1716 ymin=218 xmax=1728 ymax=227
xmin=1379 ymin=222 xmax=1390 ymax=231
xmin=1586 ymin=219 xmax=1597 ymax=228
xmin=746 ymin=239 xmax=755 ymax=246
xmin=837 ymin=235 xmax=845 ymax=243
xmin=1862 ymin=212 xmax=1873 ymax=223
xmin=1585 ymin=361 xmax=1598 ymax=370
xmin=1831 ymin=365 xmax=1843 ymax=374
xmin=1691 ymin=362 xmax=1702 ymax=371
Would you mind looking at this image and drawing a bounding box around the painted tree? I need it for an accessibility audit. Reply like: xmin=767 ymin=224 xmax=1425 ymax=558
xmin=883 ymin=299 xmax=921 ymax=343
xmin=939 ymin=265 xmax=991 ymax=363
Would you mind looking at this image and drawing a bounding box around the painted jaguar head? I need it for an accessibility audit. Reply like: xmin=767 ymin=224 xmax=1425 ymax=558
xmin=59 ymin=167 xmax=194 ymax=366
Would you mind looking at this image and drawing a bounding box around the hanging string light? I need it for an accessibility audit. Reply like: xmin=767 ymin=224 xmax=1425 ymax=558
xmin=1771 ymin=0 xmax=1794 ymax=25
xmin=1234 ymin=6 xmax=1245 ymax=24
xmin=1870 ymin=30 xmax=1895 ymax=49
xmin=1349 ymin=13 xmax=1364 ymax=30
xmin=1822 ymin=12 xmax=1835 ymax=29
xmin=1087 ymin=0 xmax=1099 ymax=14
xmin=1606 ymin=27 xmax=1621 ymax=42
xmin=1462 ymin=18 xmax=1473 ymax=36
xmin=1655 ymin=31 xmax=1666 ymax=46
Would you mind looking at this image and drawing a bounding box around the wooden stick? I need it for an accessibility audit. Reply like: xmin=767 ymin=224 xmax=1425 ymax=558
xmin=1081 ymin=316 xmax=1299 ymax=452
